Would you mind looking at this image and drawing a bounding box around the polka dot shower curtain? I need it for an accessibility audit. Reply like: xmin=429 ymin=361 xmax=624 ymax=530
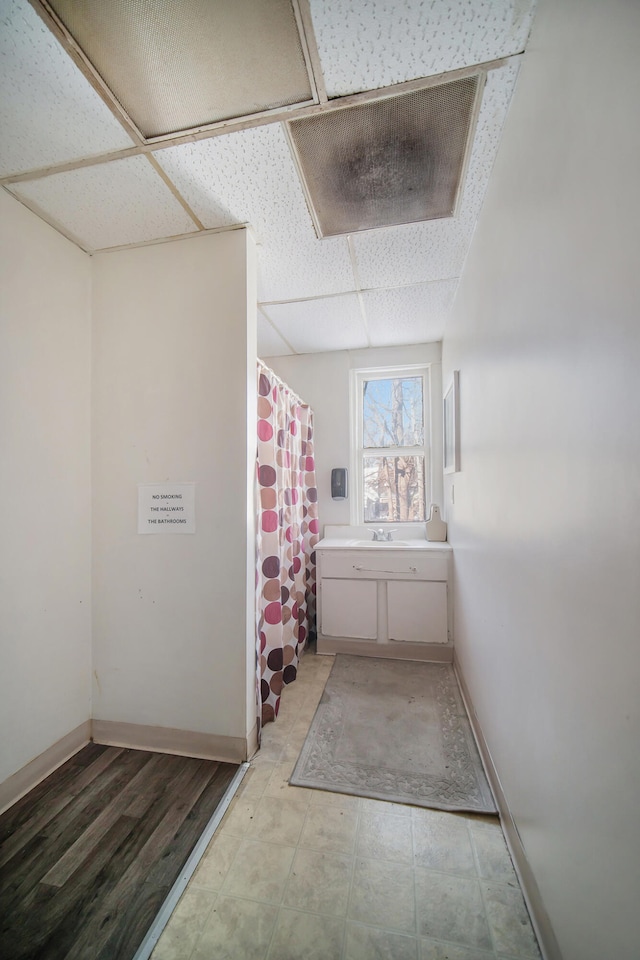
xmin=256 ymin=361 xmax=319 ymax=732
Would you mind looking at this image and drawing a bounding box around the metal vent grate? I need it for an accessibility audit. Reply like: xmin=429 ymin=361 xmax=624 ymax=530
xmin=287 ymin=76 xmax=480 ymax=237
xmin=47 ymin=0 xmax=313 ymax=139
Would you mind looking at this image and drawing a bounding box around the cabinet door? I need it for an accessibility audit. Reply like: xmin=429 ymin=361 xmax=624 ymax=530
xmin=321 ymin=579 xmax=378 ymax=639
xmin=387 ymin=580 xmax=448 ymax=643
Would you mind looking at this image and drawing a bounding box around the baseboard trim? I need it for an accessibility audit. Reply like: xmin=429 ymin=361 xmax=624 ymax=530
xmin=0 ymin=718 xmax=259 ymax=815
xmin=453 ymin=660 xmax=563 ymax=960
xmin=317 ymin=635 xmax=453 ymax=662
xmin=91 ymin=719 xmax=251 ymax=764
xmin=0 ymin=721 xmax=91 ymax=816
xmin=246 ymin=720 xmax=259 ymax=760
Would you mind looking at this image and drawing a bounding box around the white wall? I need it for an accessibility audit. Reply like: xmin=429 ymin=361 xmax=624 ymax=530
xmin=92 ymin=230 xmax=257 ymax=750
xmin=269 ymin=343 xmax=442 ymax=531
xmin=441 ymin=1 xmax=640 ymax=958
xmin=0 ymin=191 xmax=92 ymax=784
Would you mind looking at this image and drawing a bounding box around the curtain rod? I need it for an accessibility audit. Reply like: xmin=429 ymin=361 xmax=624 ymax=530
xmin=257 ymin=358 xmax=308 ymax=408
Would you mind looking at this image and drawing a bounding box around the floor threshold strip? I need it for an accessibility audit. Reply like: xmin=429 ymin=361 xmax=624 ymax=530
xmin=132 ymin=760 xmax=250 ymax=960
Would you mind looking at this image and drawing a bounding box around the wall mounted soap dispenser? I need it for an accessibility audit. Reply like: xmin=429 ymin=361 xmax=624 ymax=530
xmin=331 ymin=468 xmax=348 ymax=500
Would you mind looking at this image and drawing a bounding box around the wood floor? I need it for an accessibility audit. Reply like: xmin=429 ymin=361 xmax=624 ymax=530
xmin=0 ymin=743 xmax=239 ymax=960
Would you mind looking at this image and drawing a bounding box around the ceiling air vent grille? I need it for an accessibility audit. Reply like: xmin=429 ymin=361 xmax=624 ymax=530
xmin=287 ymin=76 xmax=480 ymax=238
xmin=46 ymin=0 xmax=313 ymax=139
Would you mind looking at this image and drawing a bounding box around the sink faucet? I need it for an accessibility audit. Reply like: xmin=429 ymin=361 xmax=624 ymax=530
xmin=372 ymin=528 xmax=393 ymax=541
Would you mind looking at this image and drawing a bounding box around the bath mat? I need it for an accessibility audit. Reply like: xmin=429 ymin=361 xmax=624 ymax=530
xmin=290 ymin=654 xmax=497 ymax=814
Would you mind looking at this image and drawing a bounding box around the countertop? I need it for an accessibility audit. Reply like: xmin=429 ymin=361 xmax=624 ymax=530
xmin=316 ymin=536 xmax=451 ymax=552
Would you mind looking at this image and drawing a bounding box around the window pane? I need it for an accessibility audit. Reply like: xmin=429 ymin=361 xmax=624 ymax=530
xmin=362 ymin=377 xmax=424 ymax=448
xmin=363 ymin=455 xmax=426 ymax=522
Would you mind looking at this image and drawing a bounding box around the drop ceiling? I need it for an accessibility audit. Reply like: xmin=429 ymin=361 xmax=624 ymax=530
xmin=0 ymin=0 xmax=537 ymax=357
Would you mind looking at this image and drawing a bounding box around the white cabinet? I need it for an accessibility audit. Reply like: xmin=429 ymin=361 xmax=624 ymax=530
xmin=316 ymin=544 xmax=451 ymax=656
xmin=387 ymin=580 xmax=448 ymax=644
xmin=321 ymin=578 xmax=378 ymax=639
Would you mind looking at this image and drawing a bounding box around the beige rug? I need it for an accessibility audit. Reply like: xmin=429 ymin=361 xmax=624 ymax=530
xmin=290 ymin=654 xmax=497 ymax=814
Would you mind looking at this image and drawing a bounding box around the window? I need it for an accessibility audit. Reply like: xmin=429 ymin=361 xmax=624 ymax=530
xmin=351 ymin=366 xmax=430 ymax=524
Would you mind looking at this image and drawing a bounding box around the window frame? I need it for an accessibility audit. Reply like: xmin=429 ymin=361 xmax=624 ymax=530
xmin=349 ymin=364 xmax=431 ymax=526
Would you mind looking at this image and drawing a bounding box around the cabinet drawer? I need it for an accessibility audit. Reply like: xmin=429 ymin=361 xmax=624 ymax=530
xmin=318 ymin=550 xmax=448 ymax=581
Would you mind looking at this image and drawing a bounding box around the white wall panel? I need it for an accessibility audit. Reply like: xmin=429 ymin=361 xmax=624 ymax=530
xmin=442 ymin=1 xmax=640 ymax=957
xmin=269 ymin=343 xmax=441 ymax=529
xmin=0 ymin=191 xmax=92 ymax=785
xmin=92 ymin=231 xmax=257 ymax=744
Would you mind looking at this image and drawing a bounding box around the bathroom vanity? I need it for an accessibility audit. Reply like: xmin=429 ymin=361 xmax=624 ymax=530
xmin=315 ymin=526 xmax=452 ymax=662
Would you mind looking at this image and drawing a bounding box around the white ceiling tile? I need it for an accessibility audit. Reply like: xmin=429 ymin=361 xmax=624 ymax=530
xmin=154 ymin=125 xmax=356 ymax=301
xmin=362 ymin=281 xmax=458 ymax=346
xmin=263 ymin=294 xmax=368 ymax=354
xmin=257 ymin=310 xmax=294 ymax=358
xmin=309 ymin=0 xmax=535 ymax=97
xmin=353 ymin=219 xmax=471 ymax=289
xmin=156 ymin=125 xmax=301 ymax=233
xmin=456 ymin=59 xmax=521 ymax=224
xmin=9 ymin=156 xmax=198 ymax=251
xmin=257 ymin=234 xmax=353 ymax=302
xmin=0 ymin=0 xmax=134 ymax=177
xmin=0 ymin=0 xmax=529 ymax=358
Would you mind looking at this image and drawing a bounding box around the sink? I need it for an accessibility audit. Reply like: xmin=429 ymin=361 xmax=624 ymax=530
xmin=351 ymin=539 xmax=408 ymax=546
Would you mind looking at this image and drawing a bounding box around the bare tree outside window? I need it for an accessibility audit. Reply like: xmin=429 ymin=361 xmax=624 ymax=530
xmin=362 ymin=376 xmax=426 ymax=522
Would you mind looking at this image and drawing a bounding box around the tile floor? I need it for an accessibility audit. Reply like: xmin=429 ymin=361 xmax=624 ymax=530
xmin=151 ymin=651 xmax=542 ymax=960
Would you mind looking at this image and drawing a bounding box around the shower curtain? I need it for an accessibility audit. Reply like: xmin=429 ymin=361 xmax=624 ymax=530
xmin=256 ymin=361 xmax=319 ymax=731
